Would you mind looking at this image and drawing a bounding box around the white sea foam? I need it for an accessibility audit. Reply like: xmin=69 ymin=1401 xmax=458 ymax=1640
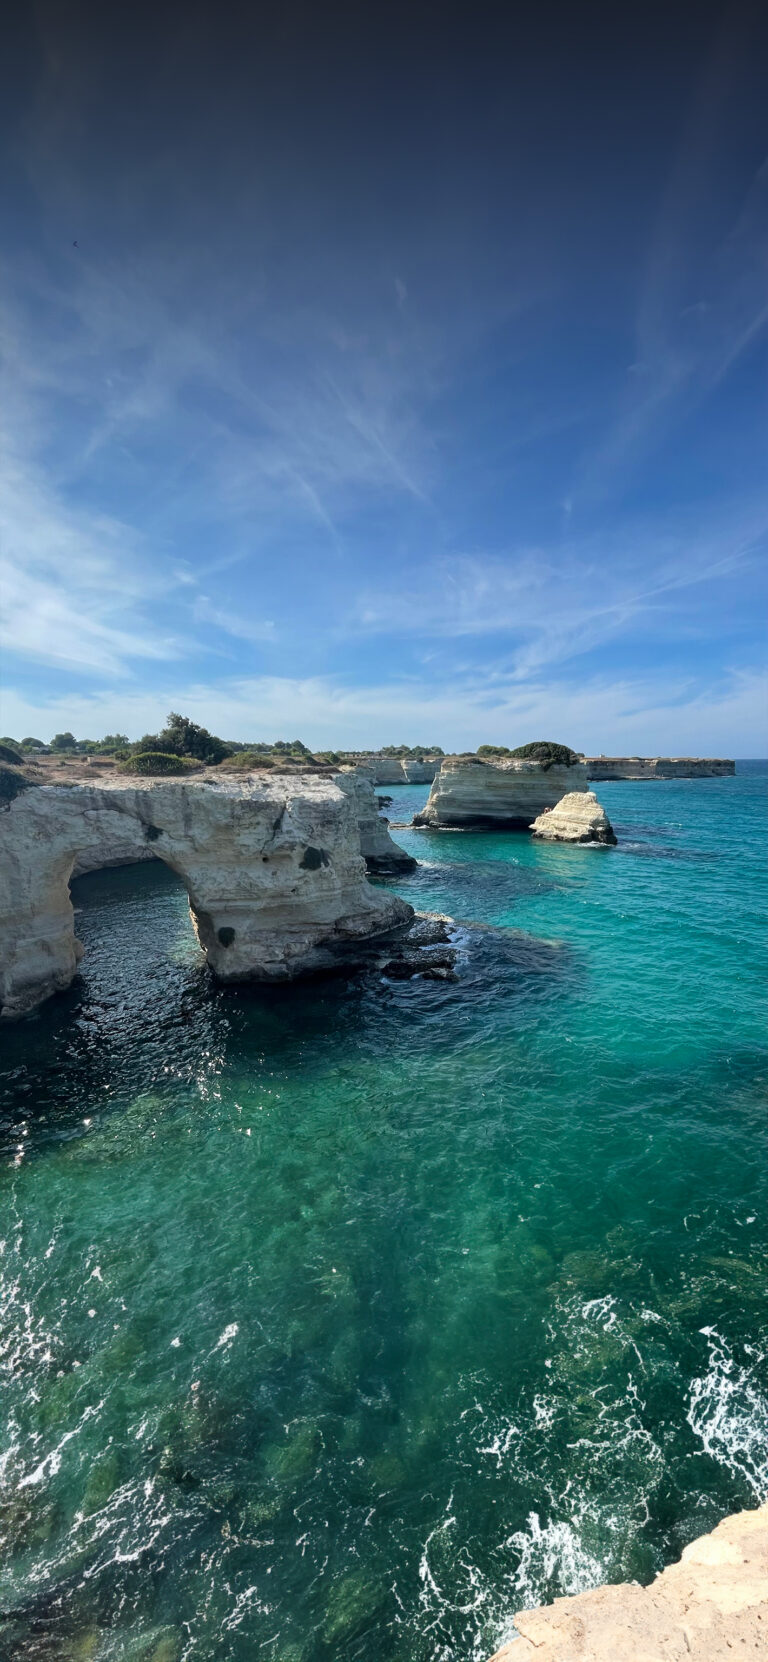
xmin=504 ymin=1509 xmax=607 ymax=1608
xmin=687 ymin=1328 xmax=768 ymax=1500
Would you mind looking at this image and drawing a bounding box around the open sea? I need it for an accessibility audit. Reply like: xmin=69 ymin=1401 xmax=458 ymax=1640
xmin=1 ymin=764 xmax=767 ymax=1662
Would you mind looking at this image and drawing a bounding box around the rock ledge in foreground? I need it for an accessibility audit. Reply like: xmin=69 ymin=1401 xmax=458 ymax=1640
xmin=489 ymin=1501 xmax=768 ymax=1662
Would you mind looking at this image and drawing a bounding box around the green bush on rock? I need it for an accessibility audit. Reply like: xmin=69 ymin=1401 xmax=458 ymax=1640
xmin=0 ymin=764 xmax=34 ymax=805
xmin=218 ymin=751 xmax=275 ymax=770
xmin=509 ymin=740 xmax=580 ymax=767
xmin=117 ymin=752 xmax=197 ymax=777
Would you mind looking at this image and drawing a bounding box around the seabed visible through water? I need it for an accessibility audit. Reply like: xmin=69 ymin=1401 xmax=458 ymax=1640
xmin=1 ymin=766 xmax=767 ymax=1661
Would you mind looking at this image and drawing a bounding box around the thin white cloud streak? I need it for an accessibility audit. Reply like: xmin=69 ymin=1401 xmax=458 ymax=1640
xmin=573 ymin=19 xmax=768 ymax=502
xmin=352 ymin=508 xmax=768 ymax=676
xmin=1 ymin=666 xmax=765 ymax=756
xmin=0 ymin=451 xmax=189 ymax=675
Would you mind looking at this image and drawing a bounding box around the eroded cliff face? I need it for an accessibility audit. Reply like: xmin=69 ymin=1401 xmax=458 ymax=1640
xmin=413 ymin=757 xmax=589 ymax=828
xmin=355 ymin=758 xmax=441 ymax=785
xmin=530 ymin=790 xmax=616 ymax=845
xmin=333 ymin=770 xmax=417 ymax=873
xmin=489 ymin=1502 xmax=768 ymax=1662
xmin=0 ymin=776 xmax=413 ymax=1019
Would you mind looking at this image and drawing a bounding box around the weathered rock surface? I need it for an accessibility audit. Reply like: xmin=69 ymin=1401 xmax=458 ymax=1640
xmin=413 ymin=756 xmax=589 ymax=828
xmin=334 ymin=770 xmax=417 ymax=874
xmin=0 ymin=776 xmax=413 ymax=1019
xmin=354 ymin=757 xmax=441 ymax=785
xmin=530 ymin=789 xmax=616 ymax=845
xmin=401 ymin=759 xmax=439 ymax=783
xmin=489 ymin=1502 xmax=768 ymax=1662
xmin=586 ymin=756 xmax=735 ymax=780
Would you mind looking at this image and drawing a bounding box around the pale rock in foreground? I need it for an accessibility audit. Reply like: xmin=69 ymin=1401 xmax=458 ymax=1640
xmin=414 ymin=756 xmax=589 ymax=829
xmin=489 ymin=1502 xmax=768 ymax=1661
xmin=0 ymin=775 xmax=413 ymax=1019
xmin=530 ymin=789 xmax=616 ymax=845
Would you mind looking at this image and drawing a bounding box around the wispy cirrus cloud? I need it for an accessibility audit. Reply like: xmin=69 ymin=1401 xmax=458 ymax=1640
xmin=573 ymin=12 xmax=768 ymax=503
xmin=352 ymin=500 xmax=768 ymax=677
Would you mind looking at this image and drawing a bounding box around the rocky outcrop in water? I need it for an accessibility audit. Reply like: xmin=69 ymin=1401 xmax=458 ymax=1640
xmin=0 ymin=776 xmax=413 ymax=1019
xmin=586 ymin=756 xmax=735 ymax=780
xmin=413 ymin=756 xmax=589 ymax=828
xmin=530 ymin=790 xmax=616 ymax=845
xmin=333 ymin=771 xmax=417 ymax=874
xmin=489 ymin=1502 xmax=768 ymax=1662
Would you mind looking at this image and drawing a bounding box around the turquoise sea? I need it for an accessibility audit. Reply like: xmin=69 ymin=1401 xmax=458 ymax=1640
xmin=1 ymin=765 xmax=767 ymax=1661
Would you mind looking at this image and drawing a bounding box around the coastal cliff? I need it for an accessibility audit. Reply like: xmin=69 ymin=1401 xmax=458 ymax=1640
xmin=414 ymin=756 xmax=589 ymax=828
xmin=531 ymin=790 xmax=616 ymax=845
xmin=489 ymin=1502 xmax=768 ymax=1661
xmin=586 ymin=756 xmax=735 ymax=780
xmin=0 ymin=775 xmax=413 ymax=1019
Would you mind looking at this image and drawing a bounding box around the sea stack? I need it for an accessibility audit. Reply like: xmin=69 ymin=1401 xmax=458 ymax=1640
xmin=530 ymin=789 xmax=616 ymax=845
xmin=0 ymin=774 xmax=414 ymax=1019
xmin=333 ymin=769 xmax=417 ymax=873
xmin=413 ymin=755 xmax=589 ymax=829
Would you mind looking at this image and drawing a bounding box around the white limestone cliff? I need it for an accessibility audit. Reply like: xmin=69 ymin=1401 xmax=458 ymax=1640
xmin=413 ymin=756 xmax=589 ymax=828
xmin=489 ymin=1502 xmax=768 ymax=1662
xmin=530 ymin=789 xmax=616 ymax=845
xmin=0 ymin=775 xmax=413 ymax=1019
xmin=333 ymin=770 xmax=417 ymax=873
xmin=586 ymin=756 xmax=735 ymax=780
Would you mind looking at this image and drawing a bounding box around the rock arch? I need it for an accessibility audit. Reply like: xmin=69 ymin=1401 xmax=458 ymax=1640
xmin=0 ymin=778 xmax=413 ymax=1020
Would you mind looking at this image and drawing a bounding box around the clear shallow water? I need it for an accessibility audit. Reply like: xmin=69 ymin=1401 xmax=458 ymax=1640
xmin=1 ymin=766 xmax=767 ymax=1661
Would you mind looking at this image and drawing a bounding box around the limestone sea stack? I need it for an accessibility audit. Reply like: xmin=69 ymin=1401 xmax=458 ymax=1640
xmin=333 ymin=769 xmax=417 ymax=874
xmin=530 ymin=789 xmax=616 ymax=845
xmin=0 ymin=774 xmax=413 ymax=1019
xmin=413 ymin=756 xmax=589 ymax=829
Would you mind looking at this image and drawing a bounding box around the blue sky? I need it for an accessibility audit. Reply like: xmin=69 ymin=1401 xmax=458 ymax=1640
xmin=1 ymin=0 xmax=766 ymax=752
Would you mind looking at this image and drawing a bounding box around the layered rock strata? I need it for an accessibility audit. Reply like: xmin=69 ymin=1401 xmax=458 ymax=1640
xmin=413 ymin=756 xmax=589 ymax=828
xmin=530 ymin=790 xmax=616 ymax=845
xmin=489 ymin=1502 xmax=768 ymax=1662
xmin=586 ymin=756 xmax=735 ymax=780
xmin=333 ymin=771 xmax=417 ymax=874
xmin=0 ymin=776 xmax=413 ymax=1019
xmin=355 ymin=758 xmax=441 ymax=785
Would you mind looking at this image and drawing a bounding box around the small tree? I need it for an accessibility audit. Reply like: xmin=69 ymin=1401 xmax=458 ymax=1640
xmin=50 ymin=732 xmax=77 ymax=751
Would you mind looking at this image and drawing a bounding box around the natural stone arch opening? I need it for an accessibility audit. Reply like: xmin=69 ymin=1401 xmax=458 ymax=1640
xmin=69 ymin=856 xmax=204 ymax=1004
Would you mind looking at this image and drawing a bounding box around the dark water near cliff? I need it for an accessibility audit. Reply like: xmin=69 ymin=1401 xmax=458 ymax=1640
xmin=1 ymin=766 xmax=767 ymax=1661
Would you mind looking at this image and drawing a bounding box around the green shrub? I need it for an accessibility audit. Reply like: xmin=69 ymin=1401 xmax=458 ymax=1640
xmin=130 ymin=713 xmax=230 ymax=766
xmin=509 ymin=740 xmax=580 ymax=768
xmin=117 ymin=752 xmax=197 ymax=777
xmin=477 ymin=744 xmax=511 ymax=757
xmin=0 ymin=741 xmax=22 ymax=765
xmin=218 ymin=752 xmax=275 ymax=770
xmin=0 ymin=764 xmax=34 ymax=805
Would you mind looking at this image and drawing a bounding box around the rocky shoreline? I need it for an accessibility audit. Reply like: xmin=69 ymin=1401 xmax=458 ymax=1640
xmin=489 ymin=1502 xmax=768 ymax=1661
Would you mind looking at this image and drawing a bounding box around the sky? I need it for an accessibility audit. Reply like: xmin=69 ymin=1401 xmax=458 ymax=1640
xmin=1 ymin=0 xmax=766 ymax=754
